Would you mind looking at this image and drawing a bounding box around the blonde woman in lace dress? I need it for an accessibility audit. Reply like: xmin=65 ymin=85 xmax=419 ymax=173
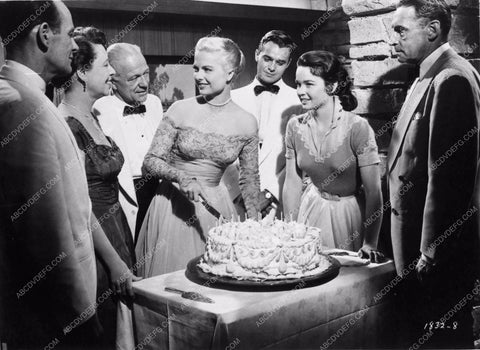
xmin=135 ymin=37 xmax=261 ymax=277
xmin=283 ymin=51 xmax=384 ymax=262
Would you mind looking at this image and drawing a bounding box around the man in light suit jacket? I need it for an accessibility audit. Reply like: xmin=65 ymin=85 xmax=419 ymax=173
xmin=94 ymin=43 xmax=162 ymax=241
xmin=0 ymin=2 xmax=138 ymax=348
xmin=224 ymin=30 xmax=302 ymax=216
xmin=388 ymin=0 xmax=480 ymax=347
xmin=0 ymin=1 xmax=101 ymax=348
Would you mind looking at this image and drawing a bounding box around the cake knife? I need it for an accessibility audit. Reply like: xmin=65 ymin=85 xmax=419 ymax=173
xmin=164 ymin=287 xmax=214 ymax=303
xmin=199 ymin=195 xmax=222 ymax=219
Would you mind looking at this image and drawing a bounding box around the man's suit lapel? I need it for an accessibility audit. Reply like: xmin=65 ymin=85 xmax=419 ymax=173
xmin=259 ymin=81 xmax=290 ymax=167
xmin=234 ymin=80 xmax=287 ymax=167
xmin=1 ymin=65 xmax=85 ymax=165
xmin=241 ymin=81 xmax=272 ymax=166
xmin=95 ymin=104 xmax=138 ymax=208
xmin=387 ymin=50 xmax=454 ymax=172
xmin=113 ymin=114 xmax=139 ymax=207
xmin=387 ymin=77 xmax=432 ymax=171
xmin=259 ymin=113 xmax=276 ymax=167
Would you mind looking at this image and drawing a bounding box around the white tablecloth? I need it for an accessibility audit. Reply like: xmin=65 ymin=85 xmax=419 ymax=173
xmin=120 ymin=260 xmax=397 ymax=349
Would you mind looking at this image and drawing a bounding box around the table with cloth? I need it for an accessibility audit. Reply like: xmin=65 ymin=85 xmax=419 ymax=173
xmin=122 ymin=258 xmax=398 ymax=349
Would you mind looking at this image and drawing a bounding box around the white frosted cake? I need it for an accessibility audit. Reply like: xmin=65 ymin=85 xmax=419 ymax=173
xmin=198 ymin=219 xmax=332 ymax=281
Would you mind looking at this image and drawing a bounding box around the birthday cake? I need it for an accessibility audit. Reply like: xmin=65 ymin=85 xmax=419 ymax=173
xmin=198 ymin=219 xmax=332 ymax=281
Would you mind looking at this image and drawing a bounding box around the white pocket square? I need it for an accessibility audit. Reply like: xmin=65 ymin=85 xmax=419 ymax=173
xmin=413 ymin=112 xmax=423 ymax=120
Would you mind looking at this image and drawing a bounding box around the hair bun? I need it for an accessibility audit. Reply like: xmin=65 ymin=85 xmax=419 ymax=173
xmin=195 ymin=36 xmax=245 ymax=80
xmin=297 ymin=50 xmax=358 ymax=112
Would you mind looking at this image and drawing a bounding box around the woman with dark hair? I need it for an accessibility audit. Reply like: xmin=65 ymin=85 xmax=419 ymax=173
xmin=57 ymin=27 xmax=139 ymax=348
xmin=135 ymin=36 xmax=261 ymax=277
xmin=283 ymin=50 xmax=384 ymax=262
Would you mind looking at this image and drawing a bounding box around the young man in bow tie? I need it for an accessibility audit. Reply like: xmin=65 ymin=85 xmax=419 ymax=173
xmin=224 ymin=30 xmax=302 ymax=217
xmin=93 ymin=43 xmax=163 ymax=241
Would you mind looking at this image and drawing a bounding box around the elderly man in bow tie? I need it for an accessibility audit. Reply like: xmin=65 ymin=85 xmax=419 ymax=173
xmin=93 ymin=43 xmax=163 ymax=241
xmin=223 ymin=30 xmax=302 ymax=217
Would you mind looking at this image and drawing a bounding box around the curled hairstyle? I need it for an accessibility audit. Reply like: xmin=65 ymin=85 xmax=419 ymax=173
xmin=195 ymin=36 xmax=245 ymax=79
xmin=71 ymin=27 xmax=107 ymax=72
xmin=397 ymin=0 xmax=451 ymax=37
xmin=258 ymin=30 xmax=296 ymax=57
xmin=0 ymin=1 xmax=61 ymax=48
xmin=297 ymin=50 xmax=357 ymax=112
xmin=55 ymin=26 xmax=107 ymax=90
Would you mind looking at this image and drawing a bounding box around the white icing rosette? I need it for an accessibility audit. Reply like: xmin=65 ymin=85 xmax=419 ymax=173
xmin=199 ymin=218 xmax=328 ymax=280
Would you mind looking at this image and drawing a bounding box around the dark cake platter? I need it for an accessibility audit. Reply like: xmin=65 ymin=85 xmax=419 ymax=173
xmin=185 ymin=254 xmax=341 ymax=292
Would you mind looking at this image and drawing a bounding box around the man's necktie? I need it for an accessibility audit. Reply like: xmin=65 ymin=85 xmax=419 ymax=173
xmin=403 ymin=65 xmax=421 ymax=109
xmin=123 ymin=104 xmax=146 ymax=116
xmin=254 ymin=84 xmax=279 ymax=96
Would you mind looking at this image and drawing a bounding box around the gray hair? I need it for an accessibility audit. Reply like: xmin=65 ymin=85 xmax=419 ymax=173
xmin=107 ymin=42 xmax=143 ymax=71
xmin=397 ymin=0 xmax=451 ymax=37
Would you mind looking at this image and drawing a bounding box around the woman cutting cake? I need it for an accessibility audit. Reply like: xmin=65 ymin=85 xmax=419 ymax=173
xmin=283 ymin=50 xmax=384 ymax=263
xmin=135 ymin=37 xmax=261 ymax=277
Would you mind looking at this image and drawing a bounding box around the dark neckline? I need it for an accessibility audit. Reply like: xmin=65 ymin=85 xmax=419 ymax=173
xmin=67 ymin=116 xmax=116 ymax=150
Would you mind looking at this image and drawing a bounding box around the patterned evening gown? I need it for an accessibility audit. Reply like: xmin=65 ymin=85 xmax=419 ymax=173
xmin=135 ymin=116 xmax=260 ymax=277
xmin=66 ymin=117 xmax=135 ymax=349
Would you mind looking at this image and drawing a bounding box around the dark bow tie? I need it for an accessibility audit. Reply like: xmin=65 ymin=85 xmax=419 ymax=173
xmin=123 ymin=104 xmax=146 ymax=116
xmin=254 ymin=84 xmax=279 ymax=96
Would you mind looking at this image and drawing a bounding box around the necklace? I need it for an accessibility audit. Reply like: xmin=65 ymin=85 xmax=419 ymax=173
xmin=61 ymin=101 xmax=91 ymax=117
xmin=203 ymin=96 xmax=232 ymax=107
xmin=61 ymin=101 xmax=110 ymax=146
xmin=61 ymin=100 xmax=104 ymax=126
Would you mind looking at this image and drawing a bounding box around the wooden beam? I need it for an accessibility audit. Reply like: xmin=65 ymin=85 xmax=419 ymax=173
xmin=191 ymin=0 xmax=313 ymax=10
xmin=65 ymin=0 xmax=324 ymax=24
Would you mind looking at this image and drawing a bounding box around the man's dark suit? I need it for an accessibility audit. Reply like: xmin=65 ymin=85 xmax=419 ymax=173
xmin=388 ymin=47 xmax=480 ymax=347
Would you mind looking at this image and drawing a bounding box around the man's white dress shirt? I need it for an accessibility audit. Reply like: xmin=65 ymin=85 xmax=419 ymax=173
xmin=93 ymin=93 xmax=163 ymax=234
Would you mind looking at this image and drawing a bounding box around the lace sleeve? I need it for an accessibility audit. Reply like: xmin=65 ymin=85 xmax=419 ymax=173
xmin=142 ymin=117 xmax=192 ymax=186
xmin=238 ymin=135 xmax=261 ymax=218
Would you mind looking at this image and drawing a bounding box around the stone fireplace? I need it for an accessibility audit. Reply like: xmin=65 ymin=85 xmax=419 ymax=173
xmin=311 ymin=0 xmax=479 ymax=152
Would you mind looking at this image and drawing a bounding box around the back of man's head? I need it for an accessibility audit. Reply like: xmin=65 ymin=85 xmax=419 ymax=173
xmin=0 ymin=1 xmax=61 ymax=51
xmin=397 ymin=0 xmax=451 ymax=38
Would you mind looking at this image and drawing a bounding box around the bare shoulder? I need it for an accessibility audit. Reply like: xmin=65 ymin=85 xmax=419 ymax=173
xmin=230 ymin=102 xmax=258 ymax=135
xmin=165 ymin=97 xmax=199 ymax=125
xmin=146 ymin=94 xmax=164 ymax=110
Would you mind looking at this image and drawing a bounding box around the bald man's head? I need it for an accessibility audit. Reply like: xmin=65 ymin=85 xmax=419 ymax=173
xmin=107 ymin=43 xmax=149 ymax=104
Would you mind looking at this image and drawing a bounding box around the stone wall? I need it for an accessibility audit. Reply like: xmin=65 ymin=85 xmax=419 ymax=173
xmin=312 ymin=0 xmax=480 ymax=151
xmin=309 ymin=0 xmax=479 ymax=254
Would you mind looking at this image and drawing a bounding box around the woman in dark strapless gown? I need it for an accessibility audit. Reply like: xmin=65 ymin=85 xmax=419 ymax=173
xmin=135 ymin=37 xmax=261 ymax=277
xmin=57 ymin=27 xmax=138 ymax=349
xmin=65 ymin=118 xmax=135 ymax=270
xmin=64 ymin=118 xmax=135 ymax=347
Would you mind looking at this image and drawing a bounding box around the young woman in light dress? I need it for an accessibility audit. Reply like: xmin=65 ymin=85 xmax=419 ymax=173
xmin=283 ymin=50 xmax=384 ymax=262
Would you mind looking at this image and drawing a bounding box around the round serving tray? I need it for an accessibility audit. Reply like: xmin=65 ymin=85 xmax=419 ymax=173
xmin=185 ymin=254 xmax=341 ymax=292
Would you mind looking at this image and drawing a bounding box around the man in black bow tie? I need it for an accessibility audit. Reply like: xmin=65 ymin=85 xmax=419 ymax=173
xmin=93 ymin=43 xmax=163 ymax=241
xmin=224 ymin=30 xmax=302 ymax=218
